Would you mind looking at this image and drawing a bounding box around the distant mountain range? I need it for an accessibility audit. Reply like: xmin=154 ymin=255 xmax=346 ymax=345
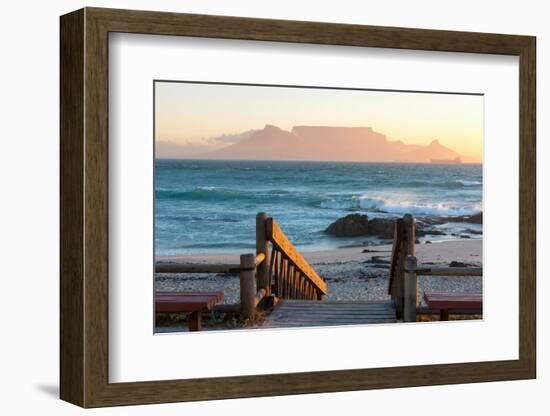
xmin=179 ymin=124 xmax=465 ymax=163
xmin=156 ymin=125 xmax=471 ymax=162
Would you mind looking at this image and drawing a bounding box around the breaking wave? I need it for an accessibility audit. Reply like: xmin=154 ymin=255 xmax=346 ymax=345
xmin=320 ymin=195 xmax=481 ymax=216
xmin=453 ymin=179 xmax=482 ymax=187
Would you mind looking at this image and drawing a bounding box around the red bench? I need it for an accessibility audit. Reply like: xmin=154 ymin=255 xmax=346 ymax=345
xmin=423 ymin=292 xmax=482 ymax=321
xmin=155 ymin=291 xmax=224 ymax=331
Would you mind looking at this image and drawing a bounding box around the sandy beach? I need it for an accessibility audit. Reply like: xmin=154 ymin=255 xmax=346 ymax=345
xmin=155 ymin=239 xmax=482 ymax=305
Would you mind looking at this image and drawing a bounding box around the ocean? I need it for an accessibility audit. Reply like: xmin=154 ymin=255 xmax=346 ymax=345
xmin=155 ymin=159 xmax=482 ymax=256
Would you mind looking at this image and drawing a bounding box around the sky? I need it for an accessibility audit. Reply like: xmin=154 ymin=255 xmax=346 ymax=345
xmin=155 ymin=81 xmax=483 ymax=161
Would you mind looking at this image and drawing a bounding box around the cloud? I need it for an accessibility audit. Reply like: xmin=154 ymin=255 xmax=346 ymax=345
xmin=155 ymin=129 xmax=258 ymax=158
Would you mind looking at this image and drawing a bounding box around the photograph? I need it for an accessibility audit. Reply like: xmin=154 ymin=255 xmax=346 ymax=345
xmin=153 ymin=81 xmax=484 ymax=332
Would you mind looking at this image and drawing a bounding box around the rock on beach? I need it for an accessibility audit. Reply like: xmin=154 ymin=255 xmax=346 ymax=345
xmin=324 ymin=212 xmax=483 ymax=239
xmin=324 ymin=214 xmax=398 ymax=239
xmin=324 ymin=213 xmax=370 ymax=236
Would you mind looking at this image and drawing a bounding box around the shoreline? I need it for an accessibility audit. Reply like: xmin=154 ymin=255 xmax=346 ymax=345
xmin=156 ymin=239 xmax=482 ymax=266
xmin=156 ymin=240 xmax=482 ymax=304
xmin=155 ymin=212 xmax=483 ymax=258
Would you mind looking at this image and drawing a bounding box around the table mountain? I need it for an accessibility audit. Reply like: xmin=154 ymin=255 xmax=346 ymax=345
xmin=198 ymin=124 xmax=462 ymax=163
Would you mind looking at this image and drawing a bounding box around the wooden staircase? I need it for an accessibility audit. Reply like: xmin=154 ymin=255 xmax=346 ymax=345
xmin=259 ymin=213 xmax=396 ymax=328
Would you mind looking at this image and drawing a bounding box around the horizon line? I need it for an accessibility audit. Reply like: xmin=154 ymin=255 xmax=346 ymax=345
xmin=154 ymin=157 xmax=482 ymax=165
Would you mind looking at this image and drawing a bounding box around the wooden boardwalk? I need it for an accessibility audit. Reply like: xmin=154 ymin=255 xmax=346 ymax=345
xmin=262 ymin=300 xmax=396 ymax=328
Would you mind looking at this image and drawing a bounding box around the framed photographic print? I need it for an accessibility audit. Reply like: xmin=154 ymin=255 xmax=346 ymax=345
xmin=60 ymin=7 xmax=536 ymax=408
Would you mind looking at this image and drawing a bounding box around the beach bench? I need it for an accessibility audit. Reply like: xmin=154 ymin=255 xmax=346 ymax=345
xmin=423 ymin=292 xmax=482 ymax=321
xmin=155 ymin=291 xmax=224 ymax=331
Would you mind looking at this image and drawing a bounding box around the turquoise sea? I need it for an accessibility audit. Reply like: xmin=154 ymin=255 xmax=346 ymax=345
xmin=155 ymin=159 xmax=482 ymax=256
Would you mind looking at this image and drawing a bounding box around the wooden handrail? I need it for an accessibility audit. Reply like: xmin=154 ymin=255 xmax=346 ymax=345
xmin=155 ymin=257 xmax=268 ymax=274
xmin=412 ymin=266 xmax=482 ymax=276
xmin=155 ymin=263 xmax=242 ymax=273
xmin=266 ymin=217 xmax=328 ymax=299
xmin=402 ymin=254 xmax=483 ymax=322
xmin=255 ymin=252 xmax=266 ymax=265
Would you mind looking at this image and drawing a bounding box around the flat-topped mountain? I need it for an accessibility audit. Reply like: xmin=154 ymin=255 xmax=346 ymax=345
xmin=197 ymin=124 xmax=462 ymax=162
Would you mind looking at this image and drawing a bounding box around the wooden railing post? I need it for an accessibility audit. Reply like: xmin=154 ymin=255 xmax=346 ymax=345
xmin=389 ymin=218 xmax=404 ymax=318
xmin=240 ymin=253 xmax=256 ymax=319
xmin=402 ymin=214 xmax=416 ymax=319
xmin=403 ymin=214 xmax=416 ymax=257
xmin=404 ymin=255 xmax=418 ymax=322
xmin=256 ymin=212 xmax=270 ymax=296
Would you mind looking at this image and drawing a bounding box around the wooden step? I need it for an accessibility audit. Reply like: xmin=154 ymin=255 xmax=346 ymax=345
xmin=262 ymin=299 xmax=396 ymax=328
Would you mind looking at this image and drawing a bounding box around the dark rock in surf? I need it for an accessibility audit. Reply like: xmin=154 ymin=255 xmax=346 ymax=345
xmin=424 ymin=229 xmax=446 ymax=236
xmin=325 ymin=212 xmax=477 ymax=239
xmin=466 ymin=212 xmax=483 ymax=224
xmin=325 ymin=214 xmax=369 ymax=236
xmin=443 ymin=212 xmax=483 ymax=224
xmin=367 ymin=218 xmax=395 ymax=236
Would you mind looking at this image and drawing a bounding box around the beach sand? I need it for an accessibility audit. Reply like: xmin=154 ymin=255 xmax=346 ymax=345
xmin=155 ymin=239 xmax=482 ymax=304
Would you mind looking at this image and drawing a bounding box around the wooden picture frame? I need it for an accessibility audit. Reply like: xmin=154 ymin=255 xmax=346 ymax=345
xmin=60 ymin=7 xmax=536 ymax=408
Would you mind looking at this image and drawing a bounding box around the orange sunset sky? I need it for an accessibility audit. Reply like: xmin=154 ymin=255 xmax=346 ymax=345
xmin=155 ymin=81 xmax=483 ymax=162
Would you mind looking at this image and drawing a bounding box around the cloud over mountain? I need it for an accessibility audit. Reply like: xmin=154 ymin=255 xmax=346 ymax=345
xmin=155 ymin=130 xmax=258 ymax=158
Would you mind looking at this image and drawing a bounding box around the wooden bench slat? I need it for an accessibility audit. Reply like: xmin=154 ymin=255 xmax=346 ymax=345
xmin=156 ymin=291 xmax=223 ymax=302
xmin=156 ymin=291 xmax=223 ymax=297
xmin=424 ymin=292 xmax=482 ymax=311
xmin=155 ymin=291 xmax=224 ymax=315
xmin=156 ymin=298 xmax=219 ymax=306
xmin=155 ymin=291 xmax=225 ymax=331
xmin=156 ymin=296 xmax=220 ymax=304
xmin=156 ymin=297 xmax=220 ymax=304
xmin=156 ymin=298 xmax=221 ymax=304
xmin=424 ymin=292 xmax=482 ymax=298
xmin=156 ymin=303 xmax=213 ymax=313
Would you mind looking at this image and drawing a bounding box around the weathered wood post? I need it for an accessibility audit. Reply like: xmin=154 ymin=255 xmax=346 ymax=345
xmin=240 ymin=253 xmax=256 ymax=319
xmin=390 ymin=218 xmax=404 ymax=318
xmin=403 ymin=214 xmax=416 ymax=257
xmin=404 ymin=255 xmax=418 ymax=322
xmin=256 ymin=212 xmax=270 ymax=296
xmin=402 ymin=214 xmax=417 ymax=319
